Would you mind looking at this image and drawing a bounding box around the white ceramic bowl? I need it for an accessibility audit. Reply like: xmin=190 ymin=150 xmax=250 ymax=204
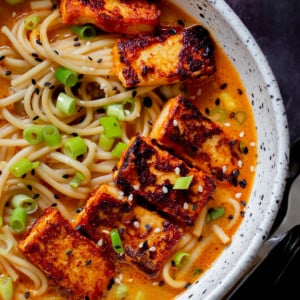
xmin=173 ymin=0 xmax=290 ymax=299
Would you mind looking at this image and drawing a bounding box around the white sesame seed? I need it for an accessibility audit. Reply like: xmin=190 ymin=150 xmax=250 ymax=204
xmin=138 ymin=242 xmax=144 ymax=248
xmin=198 ymin=185 xmax=203 ymax=193
xmin=97 ymin=239 xmax=103 ymax=246
xmin=224 ymin=122 xmax=231 ymax=127
xmin=237 ymin=160 xmax=243 ymax=168
xmin=173 ymin=119 xmax=178 ymax=127
xmin=152 ymin=281 xmax=159 ymax=286
xmin=102 ymin=229 xmax=110 ymax=234
xmin=128 ymin=194 xmax=133 ymax=201
xmin=115 ymin=278 xmax=121 ymax=284
xmin=134 ymin=221 xmax=140 ymax=228
xmin=239 ymin=131 xmax=245 ymax=138
xmin=154 ymin=228 xmax=161 ymax=233
xmin=50 ymin=67 xmax=55 ymax=73
xmin=118 ymin=191 xmax=124 ymax=199
xmin=133 ymin=185 xmax=140 ymax=191
xmin=222 ymin=165 xmax=227 ymax=173
xmin=118 ymin=274 xmax=124 ymax=281
xmin=149 ymin=246 xmax=157 ymax=252
xmin=250 ymin=166 xmax=255 ymax=172
xmin=162 ymin=186 xmax=168 ymax=193
xmin=175 ymin=167 xmax=180 ymax=175
xmin=128 ymin=278 xmax=133 ymax=283
xmin=250 ymin=141 xmax=256 ymax=147
xmin=183 ymin=202 xmax=189 ymax=210
xmin=235 ymin=193 xmax=242 ymax=199
xmin=86 ymin=41 xmax=91 ymax=46
xmin=125 ymin=109 xmax=131 ymax=116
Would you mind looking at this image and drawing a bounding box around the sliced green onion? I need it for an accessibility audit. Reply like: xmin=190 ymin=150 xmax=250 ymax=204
xmin=172 ymin=251 xmax=190 ymax=268
xmin=64 ymin=136 xmax=87 ymax=159
xmin=234 ymin=111 xmax=246 ymax=125
xmin=11 ymin=194 xmax=38 ymax=214
xmin=5 ymin=0 xmax=24 ymax=4
xmin=115 ymin=284 xmax=129 ymax=300
xmin=98 ymin=133 xmax=115 ymax=151
xmin=9 ymin=207 xmax=27 ymax=233
xmin=111 ymin=142 xmax=127 ymax=158
xmin=42 ymin=125 xmax=62 ymax=147
xmin=106 ymin=104 xmax=125 ymax=121
xmin=173 ymin=175 xmax=194 ymax=190
xmin=99 ymin=116 xmax=122 ymax=138
xmin=0 ymin=275 xmax=13 ymax=300
xmin=110 ymin=228 xmax=124 ymax=254
xmin=70 ymin=25 xmax=96 ymax=40
xmin=54 ymin=66 xmax=78 ymax=87
xmin=70 ymin=172 xmax=85 ymax=188
xmin=209 ymin=107 xmax=227 ymax=122
xmin=206 ymin=207 xmax=225 ymax=222
xmin=56 ymin=92 xmax=76 ymax=116
xmin=9 ymin=158 xmax=39 ymax=178
xmin=23 ymin=125 xmax=43 ymax=145
xmin=24 ymin=15 xmax=40 ymax=30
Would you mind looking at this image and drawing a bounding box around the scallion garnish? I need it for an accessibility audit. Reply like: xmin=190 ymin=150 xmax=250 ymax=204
xmin=64 ymin=136 xmax=87 ymax=159
xmin=206 ymin=207 xmax=225 ymax=222
xmin=110 ymin=228 xmax=124 ymax=254
xmin=24 ymin=15 xmax=40 ymax=31
xmin=56 ymin=92 xmax=76 ymax=116
xmin=11 ymin=194 xmax=38 ymax=214
xmin=54 ymin=66 xmax=78 ymax=87
xmin=70 ymin=25 xmax=97 ymax=40
xmin=9 ymin=207 xmax=27 ymax=233
xmin=0 ymin=275 xmax=13 ymax=300
xmin=69 ymin=172 xmax=85 ymax=188
xmin=99 ymin=116 xmax=122 ymax=138
xmin=42 ymin=124 xmax=62 ymax=147
xmin=106 ymin=104 xmax=125 ymax=121
xmin=172 ymin=251 xmax=190 ymax=268
xmin=173 ymin=175 xmax=194 ymax=190
xmin=98 ymin=133 xmax=115 ymax=151
xmin=111 ymin=142 xmax=127 ymax=158
xmin=9 ymin=158 xmax=39 ymax=178
xmin=23 ymin=125 xmax=43 ymax=145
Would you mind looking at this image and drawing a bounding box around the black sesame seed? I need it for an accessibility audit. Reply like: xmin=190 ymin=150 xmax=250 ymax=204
xmin=168 ymin=28 xmax=177 ymax=35
xmin=44 ymin=81 xmax=51 ymax=87
xmin=54 ymin=49 xmax=60 ymax=55
xmin=88 ymin=56 xmax=93 ymax=61
xmin=32 ymin=115 xmax=39 ymax=121
xmin=73 ymin=37 xmax=79 ymax=41
xmin=205 ymin=107 xmax=210 ymax=115
xmin=243 ymin=147 xmax=249 ymax=154
xmin=62 ymin=174 xmax=70 ymax=179
xmin=71 ymin=132 xmax=78 ymax=137
xmin=78 ymin=74 xmax=84 ymax=80
xmin=220 ymin=83 xmax=228 ymax=90
xmin=97 ymin=58 xmax=103 ymax=63
xmin=107 ymin=278 xmax=115 ymax=290
xmin=237 ymin=88 xmax=243 ymax=95
xmin=36 ymin=39 xmax=42 ymax=45
xmin=215 ymin=97 xmax=220 ymax=105
xmin=84 ymin=296 xmax=90 ymax=300
xmin=24 ymin=291 xmax=30 ymax=299
xmin=31 ymin=169 xmax=35 ymax=176
xmin=33 ymin=193 xmax=40 ymax=199
xmin=34 ymin=87 xmax=40 ymax=95
xmin=31 ymin=52 xmax=39 ymax=58
xmin=76 ymin=207 xmax=83 ymax=213
xmin=66 ymin=250 xmax=72 ymax=256
xmin=27 ymin=184 xmax=33 ymax=191
xmin=145 ymin=224 xmax=152 ymax=231
xmin=31 ymin=78 xmax=36 ymax=85
xmin=239 ymin=179 xmax=247 ymax=189
xmin=75 ymin=225 xmax=82 ymax=231
xmin=73 ymin=42 xmax=81 ymax=47
xmin=132 ymin=90 xmax=137 ymax=98
xmin=51 ymin=202 xmax=57 ymax=207
xmin=54 ymin=194 xmax=60 ymax=199
xmin=85 ymin=259 xmax=92 ymax=266
xmin=240 ymin=211 xmax=245 ymax=217
xmin=5 ymin=70 xmax=11 ymax=76
xmin=159 ymin=280 xmax=164 ymax=286
xmin=177 ymin=19 xmax=185 ymax=26
xmin=228 ymin=214 xmax=234 ymax=220
xmin=0 ymin=55 xmax=5 ymax=61
xmin=185 ymin=282 xmax=192 ymax=289
xmin=35 ymin=57 xmax=43 ymax=62
xmin=240 ymin=200 xmax=247 ymax=206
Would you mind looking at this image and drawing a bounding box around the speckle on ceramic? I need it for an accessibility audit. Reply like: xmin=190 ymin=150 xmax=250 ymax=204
xmin=173 ymin=0 xmax=290 ymax=299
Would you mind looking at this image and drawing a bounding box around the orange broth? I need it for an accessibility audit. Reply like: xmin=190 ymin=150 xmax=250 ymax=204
xmin=0 ymin=0 xmax=257 ymax=299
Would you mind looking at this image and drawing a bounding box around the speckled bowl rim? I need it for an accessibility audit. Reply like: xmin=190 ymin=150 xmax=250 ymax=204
xmin=172 ymin=0 xmax=290 ymax=299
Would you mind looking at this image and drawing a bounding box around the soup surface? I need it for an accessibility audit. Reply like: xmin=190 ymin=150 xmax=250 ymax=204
xmin=0 ymin=1 xmax=257 ymax=299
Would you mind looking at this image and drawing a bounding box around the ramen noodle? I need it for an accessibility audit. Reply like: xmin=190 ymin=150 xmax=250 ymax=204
xmin=0 ymin=0 xmax=257 ymax=299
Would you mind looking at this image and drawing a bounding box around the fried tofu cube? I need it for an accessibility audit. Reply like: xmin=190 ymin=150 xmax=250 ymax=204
xmin=113 ymin=135 xmax=216 ymax=226
xmin=76 ymin=184 xmax=182 ymax=277
xmin=59 ymin=0 xmax=160 ymax=35
xmin=112 ymin=25 xmax=216 ymax=87
xmin=150 ymin=96 xmax=242 ymax=184
xmin=18 ymin=208 xmax=115 ymax=300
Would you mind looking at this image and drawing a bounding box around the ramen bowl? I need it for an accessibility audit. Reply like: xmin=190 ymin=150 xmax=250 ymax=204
xmin=174 ymin=0 xmax=289 ymax=299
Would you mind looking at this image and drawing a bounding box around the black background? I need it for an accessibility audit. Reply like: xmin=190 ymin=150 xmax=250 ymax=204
xmin=225 ymin=1 xmax=300 ymax=298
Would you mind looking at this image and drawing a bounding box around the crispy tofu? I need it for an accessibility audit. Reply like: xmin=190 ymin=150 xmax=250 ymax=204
xmin=150 ymin=96 xmax=242 ymax=184
xmin=112 ymin=25 xmax=216 ymax=87
xmin=18 ymin=208 xmax=115 ymax=300
xmin=76 ymin=184 xmax=182 ymax=277
xmin=59 ymin=0 xmax=161 ymax=35
xmin=113 ymin=135 xmax=216 ymax=226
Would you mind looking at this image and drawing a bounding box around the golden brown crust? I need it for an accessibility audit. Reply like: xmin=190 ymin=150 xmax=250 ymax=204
xmin=18 ymin=208 xmax=115 ymax=300
xmin=59 ymin=0 xmax=160 ymax=34
xmin=112 ymin=25 xmax=216 ymax=87
xmin=150 ymin=95 xmax=242 ymax=184
xmin=76 ymin=184 xmax=182 ymax=277
xmin=113 ymin=135 xmax=216 ymax=226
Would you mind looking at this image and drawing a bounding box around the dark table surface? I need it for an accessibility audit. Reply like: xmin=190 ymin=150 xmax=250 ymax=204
xmin=224 ymin=1 xmax=300 ymax=298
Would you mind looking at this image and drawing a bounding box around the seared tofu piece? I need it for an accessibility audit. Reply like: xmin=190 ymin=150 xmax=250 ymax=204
xmin=18 ymin=208 xmax=115 ymax=300
xmin=59 ymin=0 xmax=160 ymax=35
xmin=113 ymin=135 xmax=216 ymax=226
xmin=150 ymin=96 xmax=242 ymax=184
xmin=112 ymin=25 xmax=216 ymax=87
xmin=76 ymin=184 xmax=182 ymax=277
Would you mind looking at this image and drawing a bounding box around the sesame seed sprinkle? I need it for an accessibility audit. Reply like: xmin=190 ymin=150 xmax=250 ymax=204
xmin=222 ymin=165 xmax=227 ymax=173
xmin=250 ymin=141 xmax=256 ymax=147
xmin=154 ymin=228 xmax=161 ymax=233
xmin=239 ymin=131 xmax=245 ymax=138
xmin=133 ymin=185 xmax=139 ymax=191
xmin=133 ymin=221 xmax=140 ymax=228
xmin=224 ymin=122 xmax=231 ymax=127
xmin=173 ymin=119 xmax=178 ymax=126
xmin=162 ymin=186 xmax=168 ymax=193
xmin=175 ymin=167 xmax=180 ymax=175
xmin=128 ymin=194 xmax=133 ymax=201
xmin=97 ymin=239 xmax=103 ymax=246
xmin=183 ymin=202 xmax=189 ymax=210
xmin=235 ymin=193 xmax=242 ymax=199
xmin=198 ymin=185 xmax=203 ymax=193
xmin=237 ymin=160 xmax=243 ymax=168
